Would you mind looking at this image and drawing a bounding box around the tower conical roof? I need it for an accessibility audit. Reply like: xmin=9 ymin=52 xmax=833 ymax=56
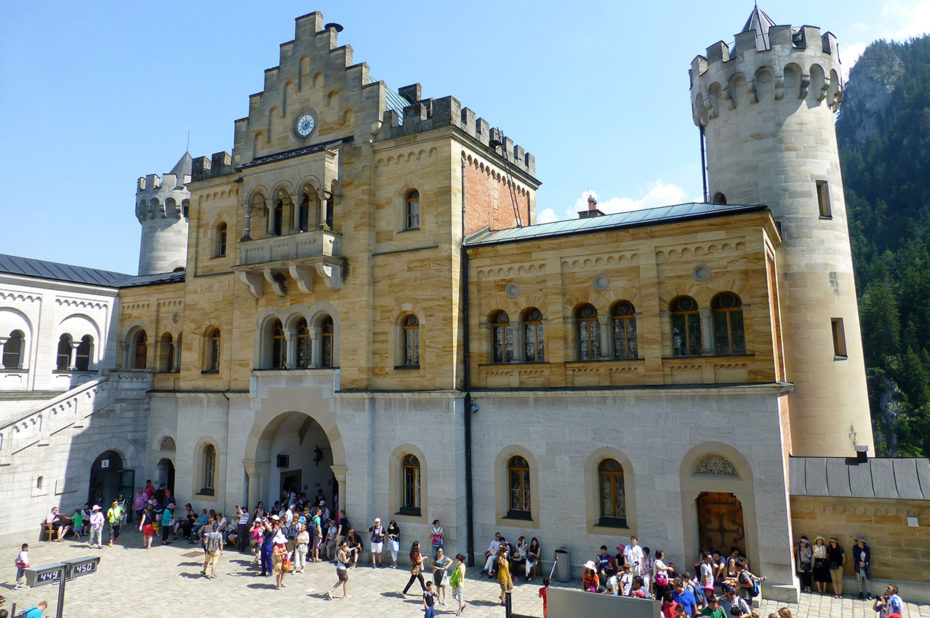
xmin=742 ymin=5 xmax=776 ymax=49
xmin=168 ymin=151 xmax=193 ymax=180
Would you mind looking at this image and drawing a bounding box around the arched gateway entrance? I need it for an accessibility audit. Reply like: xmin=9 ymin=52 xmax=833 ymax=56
xmin=244 ymin=410 xmax=346 ymax=511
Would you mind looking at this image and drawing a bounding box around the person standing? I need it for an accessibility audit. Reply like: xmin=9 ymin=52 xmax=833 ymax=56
xmin=70 ymin=509 xmax=84 ymax=539
xmin=430 ymin=519 xmax=444 ymax=558
xmin=826 ymin=538 xmax=846 ymax=598
xmin=106 ymin=500 xmax=123 ymax=546
xmin=811 ymin=536 xmax=829 ymax=594
xmin=14 ymin=544 xmax=29 ymax=590
xmin=326 ymin=540 xmax=351 ymax=600
xmin=201 ymin=521 xmax=223 ymax=579
xmin=432 ymin=547 xmax=452 ymax=606
xmin=387 ymin=519 xmax=400 ymax=568
xmin=160 ymin=505 xmax=173 ymax=545
xmin=368 ymin=517 xmax=385 ymax=568
xmin=624 ymin=536 xmax=645 ymax=576
xmin=272 ymin=528 xmax=289 ymax=589
xmin=853 ymin=537 xmax=871 ymax=600
xmin=403 ymin=541 xmax=427 ymax=597
xmin=138 ymin=504 xmax=156 ymax=549
xmin=236 ymin=506 xmax=250 ymax=553
xmin=89 ymin=505 xmax=104 ymax=548
xmin=700 ymin=554 xmax=716 ymax=598
xmin=498 ymin=547 xmax=514 ymax=605
xmin=293 ymin=524 xmax=309 ymax=573
xmin=259 ymin=517 xmax=275 ymax=577
xmin=795 ymin=537 xmax=813 ymax=593
xmin=450 ymin=552 xmax=467 ymax=616
xmin=310 ymin=507 xmax=323 ymax=563
xmin=422 ymin=580 xmax=438 ymax=618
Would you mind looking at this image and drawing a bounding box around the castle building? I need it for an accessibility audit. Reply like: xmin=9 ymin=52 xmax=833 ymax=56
xmin=2 ymin=7 xmax=929 ymax=602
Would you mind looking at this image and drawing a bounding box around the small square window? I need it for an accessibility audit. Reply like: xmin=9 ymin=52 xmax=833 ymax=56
xmin=816 ymin=180 xmax=832 ymax=218
xmin=831 ymin=318 xmax=847 ymax=359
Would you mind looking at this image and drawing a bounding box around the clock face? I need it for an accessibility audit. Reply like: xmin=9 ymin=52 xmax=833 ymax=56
xmin=296 ymin=114 xmax=315 ymax=137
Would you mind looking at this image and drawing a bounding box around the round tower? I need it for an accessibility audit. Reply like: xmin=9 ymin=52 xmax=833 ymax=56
xmin=136 ymin=152 xmax=192 ymax=275
xmin=690 ymin=8 xmax=874 ymax=457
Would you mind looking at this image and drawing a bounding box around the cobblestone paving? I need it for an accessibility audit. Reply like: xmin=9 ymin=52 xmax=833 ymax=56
xmin=2 ymin=529 xmax=929 ymax=617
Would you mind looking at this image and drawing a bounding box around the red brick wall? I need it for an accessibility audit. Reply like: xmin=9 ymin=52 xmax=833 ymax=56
xmin=464 ymin=157 xmax=530 ymax=236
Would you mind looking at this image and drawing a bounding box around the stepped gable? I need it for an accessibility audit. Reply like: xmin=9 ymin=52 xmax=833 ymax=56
xmin=689 ymin=7 xmax=844 ymax=127
xmin=192 ymin=11 xmax=533 ymax=181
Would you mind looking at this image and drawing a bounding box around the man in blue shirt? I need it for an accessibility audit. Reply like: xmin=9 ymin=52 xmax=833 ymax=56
xmin=853 ymin=537 xmax=871 ymax=600
xmin=23 ymin=601 xmax=48 ymax=618
xmin=673 ymin=579 xmax=697 ymax=616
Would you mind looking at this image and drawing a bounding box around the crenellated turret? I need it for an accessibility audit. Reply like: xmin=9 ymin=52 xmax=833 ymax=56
xmin=689 ymin=7 xmax=873 ymax=458
xmin=136 ymin=152 xmax=191 ymax=275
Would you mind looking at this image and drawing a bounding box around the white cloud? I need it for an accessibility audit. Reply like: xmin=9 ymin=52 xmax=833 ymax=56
xmin=841 ymin=42 xmax=868 ymax=80
xmin=842 ymin=1 xmax=930 ymax=80
xmin=537 ymin=208 xmax=559 ymax=224
xmin=537 ymin=181 xmax=697 ymax=224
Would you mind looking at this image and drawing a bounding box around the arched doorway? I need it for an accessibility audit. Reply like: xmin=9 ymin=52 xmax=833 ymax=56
xmin=157 ymin=458 xmax=175 ymax=493
xmin=245 ymin=410 xmax=346 ymax=512
xmin=88 ymin=450 xmax=126 ymax=506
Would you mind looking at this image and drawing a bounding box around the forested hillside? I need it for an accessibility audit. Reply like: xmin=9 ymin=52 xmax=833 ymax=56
xmin=837 ymin=35 xmax=930 ymax=456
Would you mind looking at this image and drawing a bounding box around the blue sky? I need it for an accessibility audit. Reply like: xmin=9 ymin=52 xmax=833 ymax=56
xmin=1 ymin=1 xmax=927 ymax=274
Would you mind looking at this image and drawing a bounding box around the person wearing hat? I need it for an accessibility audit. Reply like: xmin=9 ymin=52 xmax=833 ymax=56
xmin=811 ymin=535 xmax=829 ymax=594
xmin=718 ymin=585 xmax=751 ymax=617
xmin=582 ymin=560 xmax=600 ymax=593
xmin=89 ymin=505 xmax=104 ymax=548
xmin=853 ymin=536 xmax=872 ymax=600
xmin=106 ymin=500 xmax=124 ymax=546
xmin=826 ymin=537 xmax=846 ymax=598
xmin=795 ymin=536 xmax=812 ymax=592
xmin=368 ymin=517 xmax=385 ymax=568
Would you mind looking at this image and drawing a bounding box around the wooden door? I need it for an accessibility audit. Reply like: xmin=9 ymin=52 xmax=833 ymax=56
xmin=696 ymin=491 xmax=746 ymax=555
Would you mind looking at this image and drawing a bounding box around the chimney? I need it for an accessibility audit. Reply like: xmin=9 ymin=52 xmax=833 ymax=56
xmin=578 ymin=194 xmax=605 ymax=219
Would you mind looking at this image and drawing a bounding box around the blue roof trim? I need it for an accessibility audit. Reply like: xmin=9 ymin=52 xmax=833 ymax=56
xmin=0 ymin=254 xmax=131 ymax=287
xmin=464 ymin=202 xmax=769 ymax=247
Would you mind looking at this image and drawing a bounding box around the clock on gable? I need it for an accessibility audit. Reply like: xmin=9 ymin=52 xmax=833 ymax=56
xmin=295 ymin=113 xmax=315 ymax=138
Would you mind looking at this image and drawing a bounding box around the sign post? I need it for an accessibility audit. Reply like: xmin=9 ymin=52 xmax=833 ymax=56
xmin=23 ymin=556 xmax=100 ymax=618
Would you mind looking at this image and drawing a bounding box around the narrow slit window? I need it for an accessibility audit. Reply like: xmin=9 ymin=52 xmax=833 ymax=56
xmin=816 ymin=180 xmax=832 ymax=218
xmin=831 ymin=318 xmax=847 ymax=359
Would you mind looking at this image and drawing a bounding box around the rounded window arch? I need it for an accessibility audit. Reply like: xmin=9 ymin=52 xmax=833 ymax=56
xmin=711 ymin=292 xmax=745 ymax=355
xmin=611 ymin=301 xmax=638 ymax=360
xmin=56 ymin=333 xmax=73 ymax=370
xmin=523 ymin=307 xmax=544 ymax=362
xmin=490 ymin=310 xmax=513 ymax=363
xmin=576 ymin=304 xmax=601 ymax=360
xmin=216 ymin=222 xmax=228 ymax=257
xmin=2 ymin=329 xmax=25 ymax=369
xmin=404 ymin=189 xmax=420 ymax=230
xmin=270 ymin=319 xmax=286 ymax=369
xmin=507 ymin=455 xmax=532 ymax=518
xmin=159 ymin=333 xmax=175 ymax=372
xmin=203 ymin=327 xmax=221 ymax=372
xmin=200 ymin=443 xmax=217 ymax=495
xmin=400 ymin=314 xmax=419 ymax=367
xmin=133 ymin=330 xmax=148 ymax=369
xmin=597 ymin=458 xmax=627 ymax=526
xmin=670 ymin=296 xmax=701 ymax=356
xmin=75 ymin=335 xmax=93 ymax=371
xmin=294 ymin=317 xmax=311 ymax=368
xmin=401 ymin=454 xmax=422 ymax=515
xmin=320 ymin=315 xmax=334 ymax=368
xmin=712 ymin=192 xmax=727 ymax=205
xmin=160 ymin=436 xmax=176 ymax=452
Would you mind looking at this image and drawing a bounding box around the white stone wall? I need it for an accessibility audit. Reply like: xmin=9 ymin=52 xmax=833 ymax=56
xmin=0 ymin=274 xmax=120 ymax=395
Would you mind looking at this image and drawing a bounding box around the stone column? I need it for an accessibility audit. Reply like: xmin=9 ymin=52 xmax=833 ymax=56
xmin=285 ymin=330 xmax=296 ymax=369
xmin=311 ymin=325 xmax=322 ymax=368
xmin=69 ymin=341 xmax=81 ymax=371
xmin=700 ymin=308 xmax=714 ymax=355
xmin=289 ymin=194 xmax=300 ymax=233
xmin=0 ymin=336 xmax=7 ymax=369
xmin=599 ymin=317 xmax=611 ymax=358
xmin=242 ymin=208 xmax=252 ymax=241
xmin=513 ymin=324 xmax=524 ymax=362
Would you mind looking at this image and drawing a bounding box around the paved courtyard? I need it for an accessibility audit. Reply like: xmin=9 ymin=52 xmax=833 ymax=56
xmin=2 ymin=529 xmax=929 ymax=617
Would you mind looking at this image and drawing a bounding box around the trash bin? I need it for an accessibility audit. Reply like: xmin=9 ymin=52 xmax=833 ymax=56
xmin=554 ymin=547 xmax=571 ymax=583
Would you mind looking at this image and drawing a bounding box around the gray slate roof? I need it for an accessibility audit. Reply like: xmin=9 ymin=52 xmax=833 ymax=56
xmin=790 ymin=456 xmax=930 ymax=500
xmin=464 ymin=202 xmax=768 ymax=247
xmin=119 ymin=271 xmax=186 ymax=288
xmin=0 ymin=254 xmax=131 ymax=287
xmin=169 ymin=151 xmax=193 ymax=179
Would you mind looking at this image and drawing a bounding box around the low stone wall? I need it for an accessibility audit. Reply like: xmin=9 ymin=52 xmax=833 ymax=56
xmin=791 ymin=495 xmax=930 ymax=602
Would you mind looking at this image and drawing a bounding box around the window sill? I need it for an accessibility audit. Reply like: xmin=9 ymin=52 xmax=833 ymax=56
xmin=595 ymin=517 xmax=629 ymax=529
xmin=834 ymin=355 xmax=848 ymax=361
xmin=0 ymin=368 xmax=29 ymax=373
xmin=504 ymin=510 xmax=532 ymax=521
xmin=52 ymin=369 xmax=97 ymax=374
xmin=479 ymin=361 xmax=549 ymax=367
xmin=819 ymin=215 xmax=833 ymax=220
xmin=399 ymin=227 xmax=420 ymax=233
xmin=397 ymin=506 xmax=421 ymax=517
xmin=565 ymin=358 xmax=644 ymax=365
xmin=197 ymin=488 xmax=215 ymax=496
xmin=394 ymin=365 xmax=420 ymax=371
xmin=201 ymin=370 xmax=219 ymax=375
xmin=662 ymin=353 xmax=755 ymax=360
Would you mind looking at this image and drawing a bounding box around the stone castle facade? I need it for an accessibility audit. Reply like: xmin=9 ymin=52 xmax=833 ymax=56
xmin=3 ymin=7 xmax=928 ymax=602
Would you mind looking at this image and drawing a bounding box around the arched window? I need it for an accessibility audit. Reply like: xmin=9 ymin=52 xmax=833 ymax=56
xmin=295 ymin=318 xmax=311 ymax=368
xmin=201 ymin=444 xmax=216 ymax=494
xmin=298 ymin=194 xmax=310 ymax=232
xmin=324 ymin=196 xmax=334 ymax=229
xmin=204 ymin=328 xmax=220 ymax=372
xmin=712 ymin=292 xmax=746 ymax=355
xmin=523 ymin=308 xmax=544 ymax=362
xmin=576 ymin=304 xmax=601 ymax=360
xmin=402 ymin=315 xmax=419 ymax=367
xmin=671 ymin=296 xmax=702 ymax=356
xmin=401 ymin=454 xmax=421 ymax=515
xmin=272 ymin=199 xmax=284 ymax=236
xmin=597 ymin=459 xmax=627 ymax=526
xmin=159 ymin=333 xmax=175 ymax=372
xmin=216 ymin=222 xmax=227 ymax=257
xmin=133 ymin=330 xmax=148 ymax=369
xmin=611 ymin=301 xmax=638 ymax=360
xmin=270 ymin=320 xmax=286 ymax=369
xmin=56 ymin=334 xmax=72 ymax=370
xmin=2 ymin=330 xmax=24 ymax=369
xmin=320 ymin=316 xmax=334 ymax=368
xmin=405 ymin=190 xmax=420 ymax=230
xmin=508 ymin=455 xmax=531 ymax=518
xmin=75 ymin=335 xmax=93 ymax=371
xmin=712 ymin=192 xmax=727 ymax=205
xmin=491 ymin=311 xmax=513 ymax=363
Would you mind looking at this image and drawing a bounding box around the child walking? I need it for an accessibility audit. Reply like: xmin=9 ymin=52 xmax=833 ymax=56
xmin=423 ymin=580 xmax=438 ymax=618
xmin=14 ymin=543 xmax=29 ymax=590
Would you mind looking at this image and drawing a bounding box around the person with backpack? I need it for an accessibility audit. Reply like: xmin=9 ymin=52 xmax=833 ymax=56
xmin=201 ymin=519 xmax=223 ymax=579
xmin=718 ymin=586 xmax=751 ymax=618
xmin=22 ymin=601 xmax=47 ymax=618
xmin=735 ymin=559 xmax=762 ymax=602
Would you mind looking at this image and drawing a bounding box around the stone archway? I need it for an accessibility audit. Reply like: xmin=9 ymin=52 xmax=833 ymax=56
xmin=88 ymin=450 xmax=124 ymax=506
xmin=243 ymin=410 xmax=346 ymax=512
